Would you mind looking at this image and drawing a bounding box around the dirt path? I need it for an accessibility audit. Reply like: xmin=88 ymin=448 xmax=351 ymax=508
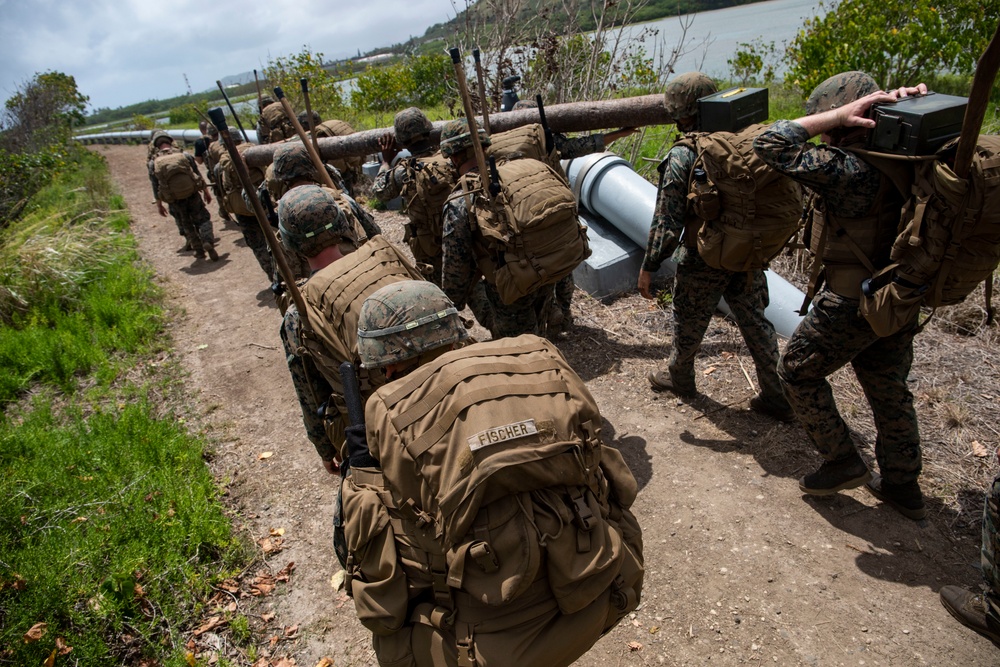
xmin=100 ymin=144 xmax=995 ymax=667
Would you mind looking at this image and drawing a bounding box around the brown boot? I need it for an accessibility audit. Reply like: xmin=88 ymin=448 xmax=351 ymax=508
xmin=940 ymin=585 xmax=1000 ymax=648
xmin=647 ymin=369 xmax=696 ymax=398
xmin=206 ymin=244 xmax=219 ymax=262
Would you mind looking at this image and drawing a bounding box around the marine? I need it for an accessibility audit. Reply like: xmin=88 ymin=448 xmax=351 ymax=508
xmin=753 ymin=71 xmax=928 ymax=518
xmin=638 ymin=72 xmax=793 ymax=422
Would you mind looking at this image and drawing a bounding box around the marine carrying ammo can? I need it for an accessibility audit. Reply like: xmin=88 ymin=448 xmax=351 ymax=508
xmin=866 ymin=92 xmax=967 ymax=156
xmin=697 ymin=87 xmax=768 ymax=133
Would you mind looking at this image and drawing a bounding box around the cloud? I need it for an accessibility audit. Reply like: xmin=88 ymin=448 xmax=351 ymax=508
xmin=0 ymin=0 xmax=459 ymax=111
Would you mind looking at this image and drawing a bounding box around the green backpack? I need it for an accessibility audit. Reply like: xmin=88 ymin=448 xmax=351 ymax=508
xmin=344 ymin=335 xmax=644 ymax=667
xmin=675 ymin=123 xmax=803 ymax=271
xmin=854 ymin=136 xmax=1000 ymax=335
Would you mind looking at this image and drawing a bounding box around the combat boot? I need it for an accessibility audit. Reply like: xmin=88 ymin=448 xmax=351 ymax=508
xmin=865 ymin=475 xmax=926 ymax=520
xmin=940 ymin=585 xmax=1000 ymax=648
xmin=648 ymin=369 xmax=697 ymax=398
xmin=798 ymin=454 xmax=871 ymax=495
xmin=206 ymin=243 xmax=219 ymax=262
xmin=749 ymin=393 xmax=796 ymax=422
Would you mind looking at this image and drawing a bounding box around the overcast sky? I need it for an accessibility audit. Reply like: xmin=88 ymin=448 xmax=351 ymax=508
xmin=0 ymin=0 xmax=461 ymax=112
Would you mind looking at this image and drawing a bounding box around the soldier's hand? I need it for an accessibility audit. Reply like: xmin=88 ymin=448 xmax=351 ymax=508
xmin=322 ymin=457 xmax=340 ymax=475
xmin=378 ymin=132 xmax=399 ymax=165
xmin=203 ymin=189 xmax=213 ymax=205
xmin=890 ymin=83 xmax=928 ymax=100
xmin=835 ymin=90 xmax=897 ymax=129
xmin=156 ymin=201 xmax=167 ymax=217
xmin=638 ymin=269 xmax=654 ymax=299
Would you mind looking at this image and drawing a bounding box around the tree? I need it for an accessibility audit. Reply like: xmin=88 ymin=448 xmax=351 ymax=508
xmin=784 ymin=0 xmax=999 ymax=93
xmin=261 ymin=47 xmax=347 ymax=120
xmin=1 ymin=71 xmax=89 ymax=154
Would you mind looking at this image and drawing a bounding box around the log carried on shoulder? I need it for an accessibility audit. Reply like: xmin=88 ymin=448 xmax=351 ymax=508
xmin=242 ymin=93 xmax=669 ymax=167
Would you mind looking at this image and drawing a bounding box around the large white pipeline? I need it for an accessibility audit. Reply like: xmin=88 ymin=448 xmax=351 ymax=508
xmin=76 ymin=128 xmax=259 ymax=144
xmin=564 ymin=152 xmax=806 ymax=338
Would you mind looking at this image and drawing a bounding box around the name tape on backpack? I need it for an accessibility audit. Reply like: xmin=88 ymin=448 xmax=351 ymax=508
xmin=467 ymin=419 xmax=538 ymax=451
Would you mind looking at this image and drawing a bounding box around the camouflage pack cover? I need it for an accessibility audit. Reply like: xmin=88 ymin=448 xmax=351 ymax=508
xmin=276 ymin=184 xmax=362 ymax=257
xmin=439 ymin=118 xmax=491 ymax=157
xmin=486 ymin=123 xmax=562 ymax=173
xmin=394 ymin=107 xmax=434 ymax=148
xmin=152 ymin=149 xmax=200 ymax=203
xmin=464 ymin=158 xmax=589 ymax=304
xmin=273 ymin=142 xmax=316 ymax=183
xmin=218 ymin=142 xmax=264 ymax=217
xmin=344 ymin=334 xmax=644 ymax=664
xmin=356 ymin=280 xmax=469 ymax=369
xmin=663 ymin=72 xmax=718 ymax=122
xmin=806 ymin=71 xmax=880 ymax=115
xmin=674 ymin=124 xmax=803 ymax=271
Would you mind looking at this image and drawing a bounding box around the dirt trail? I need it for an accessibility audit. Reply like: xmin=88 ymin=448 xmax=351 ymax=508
xmin=100 ymin=144 xmax=995 ymax=667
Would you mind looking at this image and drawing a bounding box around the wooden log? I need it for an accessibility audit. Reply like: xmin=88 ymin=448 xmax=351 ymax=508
xmin=242 ymin=94 xmax=670 ymax=167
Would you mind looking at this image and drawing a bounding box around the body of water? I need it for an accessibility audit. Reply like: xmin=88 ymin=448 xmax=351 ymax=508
xmin=618 ymin=0 xmax=826 ymax=80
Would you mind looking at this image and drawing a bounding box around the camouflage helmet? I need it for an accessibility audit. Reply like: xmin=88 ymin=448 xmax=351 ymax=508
xmin=277 ymin=184 xmax=353 ymax=257
xmin=511 ymin=99 xmax=538 ymax=110
xmin=207 ymin=124 xmax=219 ymax=138
xmin=439 ymin=119 xmax=491 ymax=158
xmin=273 ymin=141 xmax=315 ymax=183
xmin=662 ymin=72 xmax=718 ymax=122
xmin=260 ymin=95 xmax=276 ymax=111
xmin=393 ymin=107 xmax=434 ymax=147
xmin=229 ymin=127 xmax=244 ymax=144
xmin=806 ymin=71 xmax=880 ymax=115
xmin=357 ymin=280 xmax=469 ymax=369
xmin=298 ymin=110 xmax=322 ymax=131
xmin=150 ymin=130 xmax=173 ymax=148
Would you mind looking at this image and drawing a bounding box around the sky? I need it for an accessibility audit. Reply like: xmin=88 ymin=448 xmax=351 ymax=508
xmin=0 ymin=0 xmax=462 ymax=112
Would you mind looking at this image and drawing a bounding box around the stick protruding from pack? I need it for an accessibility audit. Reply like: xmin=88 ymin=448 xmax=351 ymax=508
xmin=473 ymin=48 xmax=491 ymax=134
xmin=450 ymin=46 xmax=493 ymax=205
xmin=273 ymin=86 xmax=341 ymax=193
xmin=215 ymin=80 xmax=250 ymax=143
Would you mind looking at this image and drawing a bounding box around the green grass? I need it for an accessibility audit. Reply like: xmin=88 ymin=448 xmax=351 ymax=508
xmin=0 ymin=150 xmax=252 ymax=665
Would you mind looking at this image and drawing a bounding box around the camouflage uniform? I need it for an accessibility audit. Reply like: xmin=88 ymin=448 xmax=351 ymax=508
xmin=281 ymin=304 xmax=337 ymax=461
xmin=441 ymin=189 xmax=552 ymax=338
xmin=148 ymin=149 xmax=215 ymax=255
xmin=754 ymin=119 xmax=921 ymax=485
xmin=983 ymin=473 xmax=1000 ymax=622
xmin=642 ymin=140 xmax=786 ymax=404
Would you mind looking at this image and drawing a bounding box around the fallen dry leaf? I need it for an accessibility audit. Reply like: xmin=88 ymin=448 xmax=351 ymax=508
xmin=628 ymin=641 xmax=643 ymax=651
xmin=23 ymin=622 xmax=47 ymax=643
xmin=70 ymin=516 xmax=88 ymax=524
xmin=258 ymin=451 xmax=274 ymax=460
xmin=703 ymin=366 xmax=717 ymax=375
xmin=270 ymin=527 xmax=285 ymax=537
xmin=250 ymin=574 xmax=276 ymax=597
xmin=260 ymin=537 xmax=285 ymax=555
xmin=194 ymin=615 xmax=227 ymax=636
xmin=972 ymin=440 xmax=990 ymax=458
xmin=261 ymin=612 xmax=276 ymax=623
xmin=273 ymin=657 xmax=297 ymax=667
xmin=134 ymin=583 xmax=146 ymax=598
xmin=268 ymin=635 xmax=280 ymax=648
xmin=275 ymin=562 xmax=296 ymax=582
xmin=314 ymin=658 xmax=335 ymax=667
xmin=218 ymin=579 xmax=239 ymax=593
xmin=330 ymin=570 xmax=346 ymax=590
xmin=55 ymin=637 xmax=73 ymax=655
xmin=284 ymin=624 xmax=299 ymax=638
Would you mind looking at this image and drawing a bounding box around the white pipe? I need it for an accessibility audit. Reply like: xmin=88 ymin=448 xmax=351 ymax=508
xmin=75 ymin=129 xmax=259 ymax=144
xmin=564 ymin=152 xmax=807 ymax=338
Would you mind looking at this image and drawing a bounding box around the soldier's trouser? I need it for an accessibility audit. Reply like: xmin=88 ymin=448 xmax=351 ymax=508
xmin=483 ymin=281 xmax=552 ymax=339
xmin=169 ymin=194 xmax=213 ymax=252
xmin=555 ymin=275 xmax=575 ymax=319
xmin=280 ymin=305 xmax=337 ymax=462
xmin=778 ymin=288 xmax=921 ymax=484
xmin=669 ymin=247 xmax=783 ymax=402
xmin=983 ymin=473 xmax=1000 ymax=623
xmin=235 ymin=214 xmax=274 ymax=279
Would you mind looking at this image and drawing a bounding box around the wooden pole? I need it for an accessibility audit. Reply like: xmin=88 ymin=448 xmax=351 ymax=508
xmin=273 ymin=86 xmax=341 ymax=193
xmin=954 ymin=21 xmax=1000 ymax=178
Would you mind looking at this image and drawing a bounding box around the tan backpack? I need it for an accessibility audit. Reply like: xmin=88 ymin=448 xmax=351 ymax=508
xmin=218 ymin=144 xmax=265 ymax=217
xmin=398 ymin=152 xmax=456 ymax=271
xmin=676 ymin=123 xmax=803 ymax=271
xmin=854 ymin=136 xmax=1000 ymax=335
xmin=315 ymin=120 xmax=364 ymax=174
xmin=486 ymin=123 xmax=563 ymax=174
xmin=344 ymin=335 xmax=644 ymax=667
xmin=463 ymin=158 xmax=590 ymax=305
xmin=262 ymin=103 xmax=294 ymax=143
xmin=299 ymin=236 xmax=423 ymax=452
xmin=152 ymin=150 xmax=200 ymax=203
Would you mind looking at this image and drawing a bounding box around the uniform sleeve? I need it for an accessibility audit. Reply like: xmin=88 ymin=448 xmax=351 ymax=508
xmin=641 ymin=144 xmax=694 ymax=273
xmin=281 ymin=306 xmax=338 ymax=463
xmin=441 ymin=193 xmax=478 ymax=310
xmin=148 ymin=160 xmax=160 ymax=200
xmin=371 ymin=163 xmax=407 ymax=201
xmin=554 ymin=133 xmax=606 ymax=159
xmin=753 ymin=120 xmax=882 ymax=218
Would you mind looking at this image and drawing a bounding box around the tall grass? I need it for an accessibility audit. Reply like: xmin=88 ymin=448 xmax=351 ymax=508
xmin=0 ymin=150 xmax=252 ymax=665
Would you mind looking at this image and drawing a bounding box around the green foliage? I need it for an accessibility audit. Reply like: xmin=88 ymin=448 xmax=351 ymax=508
xmin=169 ymin=100 xmax=210 ymax=125
xmin=729 ymin=38 xmax=780 ymax=86
xmin=784 ymin=0 xmax=997 ymax=93
xmin=0 ymin=151 xmax=162 ymax=402
xmin=130 ymin=113 xmax=157 ymax=130
xmin=2 ymin=71 xmax=89 ymax=153
xmin=263 ymin=46 xmax=347 ymax=119
xmin=352 ymin=53 xmax=454 ymax=112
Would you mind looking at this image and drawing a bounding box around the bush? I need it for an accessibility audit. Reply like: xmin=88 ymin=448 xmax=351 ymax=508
xmin=352 ymin=54 xmax=454 ymax=112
